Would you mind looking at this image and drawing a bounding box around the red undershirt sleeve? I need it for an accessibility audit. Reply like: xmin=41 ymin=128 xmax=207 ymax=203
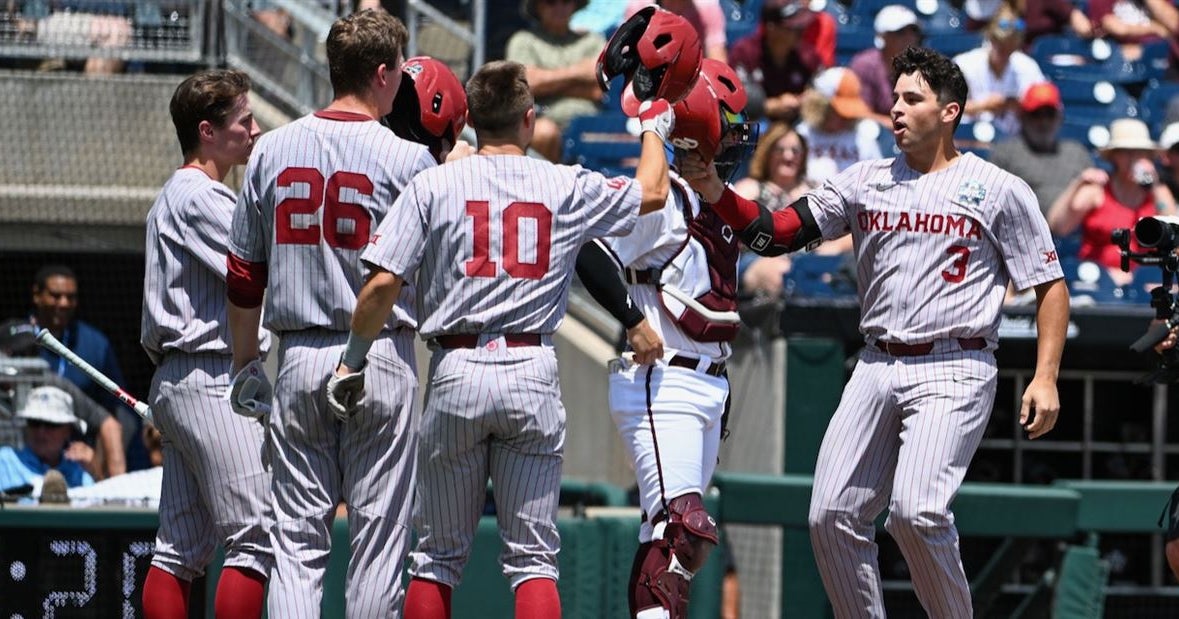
xmin=226 ymin=253 xmax=267 ymax=308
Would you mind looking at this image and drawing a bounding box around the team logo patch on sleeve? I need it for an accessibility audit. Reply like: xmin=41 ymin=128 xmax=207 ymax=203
xmin=955 ymin=180 xmax=987 ymax=207
xmin=750 ymin=231 xmax=772 ymax=252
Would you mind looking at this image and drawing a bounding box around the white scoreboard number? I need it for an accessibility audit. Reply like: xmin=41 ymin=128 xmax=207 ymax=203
xmin=0 ymin=526 xmax=192 ymax=618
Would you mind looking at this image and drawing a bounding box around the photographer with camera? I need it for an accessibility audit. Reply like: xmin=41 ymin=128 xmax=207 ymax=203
xmin=1047 ymin=118 xmax=1178 ymax=286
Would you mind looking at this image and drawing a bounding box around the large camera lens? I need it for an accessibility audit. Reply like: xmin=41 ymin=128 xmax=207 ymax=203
xmin=1134 ymin=217 xmax=1177 ymax=249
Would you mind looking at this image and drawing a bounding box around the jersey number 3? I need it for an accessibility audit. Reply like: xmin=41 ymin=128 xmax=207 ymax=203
xmin=942 ymin=245 xmax=971 ymax=283
xmin=465 ymin=200 xmax=553 ymax=280
xmin=275 ymin=167 xmax=373 ymax=249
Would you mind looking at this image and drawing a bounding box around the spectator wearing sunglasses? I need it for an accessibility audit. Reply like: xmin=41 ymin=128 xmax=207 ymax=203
xmin=0 ymin=386 xmax=95 ymax=493
xmin=953 ymin=6 xmax=1046 ymax=137
xmin=506 ymin=0 xmax=606 ymax=162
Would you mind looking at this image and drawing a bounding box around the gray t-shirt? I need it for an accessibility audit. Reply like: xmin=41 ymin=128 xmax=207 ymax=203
xmin=989 ymin=137 xmax=1094 ymax=216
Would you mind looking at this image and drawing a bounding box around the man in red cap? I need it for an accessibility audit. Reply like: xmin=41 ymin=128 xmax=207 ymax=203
xmin=989 ymin=81 xmax=1093 ymax=215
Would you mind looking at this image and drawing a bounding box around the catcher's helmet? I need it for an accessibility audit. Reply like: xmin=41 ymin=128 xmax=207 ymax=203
xmin=669 ymin=59 xmax=758 ymax=182
xmin=596 ymin=5 xmax=702 ymax=105
xmin=384 ymin=56 xmax=468 ymax=163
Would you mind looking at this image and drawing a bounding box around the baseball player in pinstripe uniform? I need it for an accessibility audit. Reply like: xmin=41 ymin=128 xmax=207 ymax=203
xmin=225 ymin=10 xmax=443 ymax=618
xmin=140 ymin=69 xmax=272 ymax=619
xmin=682 ymin=47 xmax=1070 ymax=617
xmin=575 ymin=58 xmax=756 ymax=619
xmin=327 ymin=59 xmax=675 ymax=618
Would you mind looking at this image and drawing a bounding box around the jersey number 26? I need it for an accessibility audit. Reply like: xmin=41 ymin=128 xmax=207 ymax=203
xmin=465 ymin=200 xmax=552 ymax=280
xmin=275 ymin=167 xmax=373 ymax=249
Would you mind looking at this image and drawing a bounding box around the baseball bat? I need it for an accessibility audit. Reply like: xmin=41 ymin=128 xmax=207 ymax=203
xmin=35 ymin=329 xmax=153 ymax=422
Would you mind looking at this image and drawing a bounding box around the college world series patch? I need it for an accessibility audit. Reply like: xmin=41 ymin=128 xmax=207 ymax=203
xmin=955 ymin=180 xmax=986 ymax=207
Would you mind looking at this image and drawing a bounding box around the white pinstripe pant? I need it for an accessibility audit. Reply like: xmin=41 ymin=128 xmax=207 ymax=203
xmin=808 ymin=347 xmax=997 ymax=619
xmin=267 ymin=329 xmax=418 ymax=618
xmin=149 ymin=352 xmax=273 ymax=581
xmin=408 ymin=338 xmax=564 ymax=590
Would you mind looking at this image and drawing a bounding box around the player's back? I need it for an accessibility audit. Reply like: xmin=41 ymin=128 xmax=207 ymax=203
xmin=404 ymin=155 xmax=640 ymax=338
xmin=237 ymin=111 xmax=434 ymax=332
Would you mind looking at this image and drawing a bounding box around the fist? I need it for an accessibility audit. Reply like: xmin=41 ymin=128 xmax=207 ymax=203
xmin=637 ymin=99 xmax=674 ymax=143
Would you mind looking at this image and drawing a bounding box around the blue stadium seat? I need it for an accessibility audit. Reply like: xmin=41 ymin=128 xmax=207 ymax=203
xmin=875 ymin=123 xmax=901 ymax=158
xmin=817 ymin=0 xmax=861 ymax=28
xmin=721 ymin=0 xmax=763 ymax=45
xmin=927 ymin=31 xmax=982 ymax=57
xmin=563 ymin=113 xmax=641 ymax=171
xmin=1138 ymin=81 xmax=1179 ymax=138
xmin=783 ymin=254 xmax=857 ymax=299
xmin=1060 ymin=257 xmax=1129 ymax=304
xmin=953 ymin=120 xmax=1001 ymax=160
xmin=835 ymin=24 xmax=876 ymax=66
xmin=1126 ymin=266 xmax=1174 ymax=303
xmin=1131 ymin=40 xmax=1171 ymax=85
xmin=917 ymin=2 xmax=966 ymax=32
xmin=1029 ymin=35 xmax=1143 ymax=84
xmin=1054 ymin=78 xmax=1139 ymax=126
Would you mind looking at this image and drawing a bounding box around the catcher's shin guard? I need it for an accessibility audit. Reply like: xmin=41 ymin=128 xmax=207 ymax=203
xmin=629 ymin=493 xmax=718 ymax=618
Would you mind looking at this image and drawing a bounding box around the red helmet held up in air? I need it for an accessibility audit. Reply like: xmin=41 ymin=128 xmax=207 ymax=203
xmin=385 ymin=56 xmax=468 ymax=163
xmin=596 ymin=5 xmax=702 ymax=105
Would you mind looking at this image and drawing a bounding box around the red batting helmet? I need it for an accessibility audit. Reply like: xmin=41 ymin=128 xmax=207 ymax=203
xmin=596 ymin=5 xmax=702 ymax=105
xmin=384 ymin=56 xmax=468 ymax=163
xmin=669 ymin=59 xmax=758 ymax=182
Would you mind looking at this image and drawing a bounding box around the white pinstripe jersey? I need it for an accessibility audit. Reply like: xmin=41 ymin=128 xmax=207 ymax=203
xmin=229 ymin=111 xmax=435 ymax=332
xmin=598 ymin=172 xmax=732 ymax=360
xmin=807 ymin=152 xmax=1063 ymax=344
xmin=362 ymin=155 xmax=642 ymax=338
xmin=142 ymin=167 xmax=272 ymax=362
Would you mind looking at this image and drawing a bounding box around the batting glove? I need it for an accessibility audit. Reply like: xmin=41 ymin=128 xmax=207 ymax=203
xmin=226 ymin=359 xmax=272 ymax=418
xmin=326 ymin=366 xmax=366 ymax=422
xmin=637 ymin=99 xmax=674 ymax=143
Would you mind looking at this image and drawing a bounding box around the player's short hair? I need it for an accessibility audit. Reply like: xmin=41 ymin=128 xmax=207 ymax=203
xmin=32 ymin=264 xmax=77 ymax=292
xmin=169 ymin=69 xmax=252 ymax=157
xmin=326 ymin=9 xmax=408 ymax=98
xmin=747 ymin=122 xmax=807 ymax=182
xmin=892 ymin=46 xmax=968 ymax=129
xmin=465 ymin=60 xmax=534 ymax=140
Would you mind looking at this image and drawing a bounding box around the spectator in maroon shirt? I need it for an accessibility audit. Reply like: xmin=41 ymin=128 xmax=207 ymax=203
xmin=729 ymin=0 xmax=822 ymax=122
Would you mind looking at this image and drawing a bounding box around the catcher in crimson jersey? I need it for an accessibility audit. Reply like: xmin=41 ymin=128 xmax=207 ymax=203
xmin=325 ymin=57 xmax=680 ymax=617
xmin=682 ymin=46 xmax=1069 ymax=617
xmin=224 ymin=11 xmax=466 ymax=618
xmin=575 ymin=58 xmax=757 ymax=619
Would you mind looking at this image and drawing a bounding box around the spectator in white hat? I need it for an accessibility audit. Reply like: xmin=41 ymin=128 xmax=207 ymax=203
xmin=1047 ymin=118 xmax=1178 ymax=284
xmin=1159 ymin=122 xmax=1179 ymax=200
xmin=850 ymin=5 xmax=923 ymax=121
xmin=0 ymin=386 xmax=95 ymax=491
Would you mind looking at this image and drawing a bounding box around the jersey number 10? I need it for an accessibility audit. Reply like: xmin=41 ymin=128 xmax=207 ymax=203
xmin=465 ymin=200 xmax=553 ymax=280
xmin=275 ymin=167 xmax=373 ymax=249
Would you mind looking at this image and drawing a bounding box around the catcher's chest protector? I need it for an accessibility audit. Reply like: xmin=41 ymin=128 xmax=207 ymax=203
xmin=628 ymin=187 xmax=742 ymax=343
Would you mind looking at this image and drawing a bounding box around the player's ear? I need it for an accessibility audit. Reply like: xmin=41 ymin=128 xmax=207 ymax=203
xmin=197 ymin=119 xmax=215 ymax=144
xmin=523 ymin=106 xmax=536 ymax=130
xmin=941 ymin=100 xmax=962 ymax=126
